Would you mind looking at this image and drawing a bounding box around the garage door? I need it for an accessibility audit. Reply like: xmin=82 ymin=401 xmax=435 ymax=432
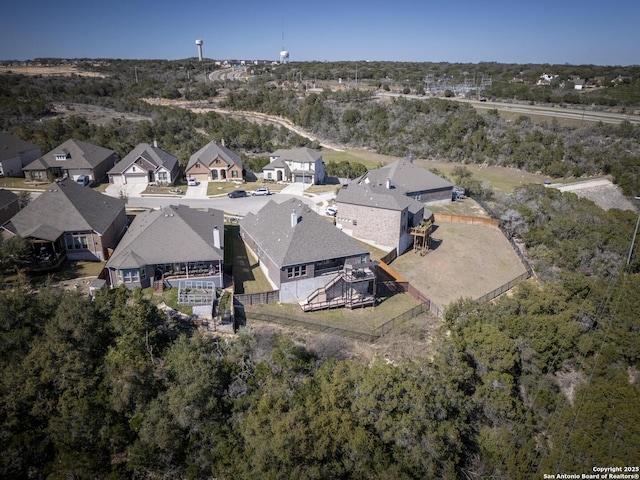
xmin=110 ymin=175 xmax=124 ymax=186
xmin=125 ymin=174 xmax=148 ymax=184
xmin=191 ymin=173 xmax=210 ymax=182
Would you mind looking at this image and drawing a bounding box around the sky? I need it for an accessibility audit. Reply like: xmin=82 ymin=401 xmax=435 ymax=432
xmin=1 ymin=0 xmax=638 ymax=66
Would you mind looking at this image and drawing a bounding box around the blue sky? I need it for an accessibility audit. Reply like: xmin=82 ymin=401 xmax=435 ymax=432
xmin=1 ymin=0 xmax=638 ymax=65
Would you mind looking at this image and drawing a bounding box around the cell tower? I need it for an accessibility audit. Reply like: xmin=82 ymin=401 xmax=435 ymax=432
xmin=195 ymin=39 xmax=203 ymax=62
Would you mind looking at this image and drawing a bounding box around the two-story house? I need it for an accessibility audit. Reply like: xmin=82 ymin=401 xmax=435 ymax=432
xmin=108 ymin=142 xmax=180 ymax=186
xmin=23 ymin=138 xmax=117 ymax=185
xmin=263 ymin=147 xmax=325 ymax=184
xmin=335 ymin=182 xmax=431 ymax=254
xmin=185 ymin=141 xmax=244 ymax=182
xmin=355 ymin=156 xmax=453 ymax=205
xmin=240 ymin=198 xmax=376 ymax=310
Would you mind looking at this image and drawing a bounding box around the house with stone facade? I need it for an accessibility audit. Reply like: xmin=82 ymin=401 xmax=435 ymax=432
xmin=0 ymin=133 xmax=41 ymax=178
xmin=185 ymin=141 xmax=243 ymax=182
xmin=335 ymin=182 xmax=432 ymax=254
xmin=106 ymin=204 xmax=225 ymax=290
xmin=263 ymin=147 xmax=325 ymax=184
xmin=108 ymin=142 xmax=180 ymax=186
xmin=240 ymin=198 xmax=376 ymax=311
xmin=23 ymin=138 xmax=117 ymax=185
xmin=1 ymin=179 xmax=127 ymax=271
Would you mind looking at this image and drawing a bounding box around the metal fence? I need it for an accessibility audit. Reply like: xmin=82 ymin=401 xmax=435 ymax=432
xmin=177 ymin=280 xmax=216 ymax=305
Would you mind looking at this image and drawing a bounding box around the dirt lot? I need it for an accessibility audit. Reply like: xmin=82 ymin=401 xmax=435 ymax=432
xmin=390 ymin=209 xmax=529 ymax=308
xmin=0 ymin=65 xmax=106 ymax=77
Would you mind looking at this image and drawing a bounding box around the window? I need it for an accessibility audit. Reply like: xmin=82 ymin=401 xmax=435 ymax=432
xmin=352 ymin=219 xmax=358 ymax=226
xmin=118 ymin=268 xmax=140 ymax=283
xmin=157 ymin=171 xmax=168 ymax=181
xmin=55 ymin=153 xmax=69 ymax=161
xmin=267 ymin=172 xmax=273 ymax=179
xmin=232 ymin=170 xmax=238 ymax=178
xmin=286 ymin=265 xmax=307 ymax=278
xmin=65 ymin=233 xmax=88 ymax=250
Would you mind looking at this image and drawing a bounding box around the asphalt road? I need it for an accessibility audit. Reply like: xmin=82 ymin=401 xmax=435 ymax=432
xmin=125 ymin=192 xmax=319 ymax=218
xmin=375 ymin=92 xmax=640 ymax=125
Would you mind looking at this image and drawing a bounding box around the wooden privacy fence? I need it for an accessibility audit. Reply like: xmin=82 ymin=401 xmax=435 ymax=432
xmin=434 ymin=213 xmax=499 ymax=227
xmin=234 ymin=290 xmax=279 ymax=306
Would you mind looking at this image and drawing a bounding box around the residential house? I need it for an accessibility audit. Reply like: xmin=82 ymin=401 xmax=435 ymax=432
xmin=0 ymin=133 xmax=41 ymax=177
xmin=106 ymin=205 xmax=225 ymax=289
xmin=23 ymin=138 xmax=117 ymax=184
xmin=108 ymin=142 xmax=180 ymax=186
xmin=1 ymin=179 xmax=127 ymax=271
xmin=263 ymin=147 xmax=325 ymax=184
xmin=185 ymin=141 xmax=243 ymax=182
xmin=574 ymin=79 xmax=586 ymax=90
xmin=240 ymin=198 xmax=376 ymax=310
xmin=355 ymin=156 xmax=453 ymax=205
xmin=335 ymin=182 xmax=432 ymax=254
xmin=0 ymin=189 xmax=20 ymax=225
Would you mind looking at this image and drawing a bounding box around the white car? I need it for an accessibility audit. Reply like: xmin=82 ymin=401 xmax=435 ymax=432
xmin=187 ymin=177 xmax=198 ymax=186
xmin=252 ymin=187 xmax=271 ymax=196
xmin=325 ymin=206 xmax=338 ymax=216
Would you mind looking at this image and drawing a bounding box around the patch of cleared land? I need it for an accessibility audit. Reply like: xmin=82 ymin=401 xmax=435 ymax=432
xmin=390 ymin=217 xmax=528 ymax=308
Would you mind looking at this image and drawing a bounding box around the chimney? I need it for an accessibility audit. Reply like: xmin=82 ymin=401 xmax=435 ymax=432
xmin=291 ymin=210 xmax=298 ymax=228
xmin=153 ymin=139 xmax=158 ymax=148
xmin=221 ymin=138 xmax=226 ymax=147
xmin=386 ymin=178 xmax=391 ymax=189
xmin=213 ymin=226 xmax=221 ymax=249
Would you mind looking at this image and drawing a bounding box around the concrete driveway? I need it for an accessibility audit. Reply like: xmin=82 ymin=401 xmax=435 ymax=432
xmin=105 ymin=182 xmax=146 ymax=198
xmin=184 ymin=181 xmax=208 ymax=199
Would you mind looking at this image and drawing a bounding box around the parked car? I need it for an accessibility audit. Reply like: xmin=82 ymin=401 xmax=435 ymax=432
xmin=252 ymin=187 xmax=271 ymax=196
xmin=76 ymin=175 xmax=91 ymax=187
xmin=228 ymin=189 xmax=247 ymax=198
xmin=187 ymin=177 xmax=198 ymax=186
xmin=325 ymin=206 xmax=338 ymax=216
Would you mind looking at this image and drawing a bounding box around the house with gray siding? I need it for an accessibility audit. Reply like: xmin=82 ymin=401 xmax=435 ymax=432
xmin=0 ymin=133 xmax=41 ymax=178
xmin=355 ymin=156 xmax=453 ymax=204
xmin=106 ymin=205 xmax=225 ymax=289
xmin=23 ymin=138 xmax=117 ymax=184
xmin=1 ymin=179 xmax=127 ymax=270
xmin=240 ymin=198 xmax=376 ymax=310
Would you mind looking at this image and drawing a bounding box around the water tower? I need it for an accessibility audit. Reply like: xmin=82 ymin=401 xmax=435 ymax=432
xmin=280 ymin=49 xmax=289 ymax=64
xmin=195 ymin=39 xmax=203 ymax=61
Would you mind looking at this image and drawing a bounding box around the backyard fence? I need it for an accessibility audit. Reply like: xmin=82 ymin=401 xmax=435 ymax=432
xmin=434 ymin=213 xmax=499 ymax=227
xmin=234 ymin=290 xmax=280 ymax=306
xmin=177 ymin=280 xmax=216 ymax=305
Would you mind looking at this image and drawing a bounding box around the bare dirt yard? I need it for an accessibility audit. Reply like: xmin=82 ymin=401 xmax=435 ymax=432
xmin=0 ymin=65 xmax=106 ymax=77
xmin=390 ymin=206 xmax=529 ymax=308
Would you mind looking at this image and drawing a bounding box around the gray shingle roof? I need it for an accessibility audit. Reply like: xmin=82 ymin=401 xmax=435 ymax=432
xmin=26 ymin=138 xmax=115 ymax=170
xmin=108 ymin=143 xmax=178 ymax=175
xmin=337 ymin=182 xmax=424 ymax=214
xmin=360 ymin=158 xmax=453 ymax=194
xmin=106 ymin=205 xmax=224 ymax=269
xmin=0 ymin=189 xmax=19 ymax=209
xmin=186 ymin=141 xmax=243 ymax=170
xmin=4 ymin=179 xmax=125 ymax=240
xmin=240 ymin=198 xmax=368 ymax=268
xmin=0 ymin=133 xmax=40 ymax=162
xmin=269 ymin=147 xmax=323 ymax=163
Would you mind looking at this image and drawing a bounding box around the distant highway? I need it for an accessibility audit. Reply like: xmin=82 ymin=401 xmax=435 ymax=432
xmin=375 ymin=92 xmax=640 ymax=126
xmin=209 ymin=67 xmax=246 ymax=83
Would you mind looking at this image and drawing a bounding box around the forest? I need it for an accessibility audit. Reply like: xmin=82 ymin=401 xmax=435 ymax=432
xmin=1 ymin=59 xmax=639 ymax=478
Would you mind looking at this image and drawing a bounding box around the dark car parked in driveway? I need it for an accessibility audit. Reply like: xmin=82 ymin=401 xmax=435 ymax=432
xmin=228 ymin=189 xmax=247 ymax=198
